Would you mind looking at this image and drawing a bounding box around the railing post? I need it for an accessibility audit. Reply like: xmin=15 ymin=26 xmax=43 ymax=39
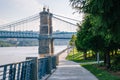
xmin=56 ymin=56 xmax=59 ymax=65
xmin=13 ymin=64 xmax=16 ymax=80
xmin=3 ymin=65 xmax=7 ymax=80
xmin=52 ymin=56 xmax=57 ymax=69
xmin=26 ymin=57 xmax=38 ymax=80
xmin=20 ymin=62 xmax=25 ymax=80
xmin=17 ymin=63 xmax=21 ymax=80
xmin=9 ymin=64 xmax=13 ymax=80
xmin=46 ymin=56 xmax=52 ymax=74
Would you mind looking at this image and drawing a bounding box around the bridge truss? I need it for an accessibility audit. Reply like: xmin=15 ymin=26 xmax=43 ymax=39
xmin=0 ymin=12 xmax=80 ymax=39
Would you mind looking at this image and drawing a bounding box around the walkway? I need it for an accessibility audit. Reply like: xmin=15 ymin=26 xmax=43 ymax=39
xmin=47 ymin=51 xmax=98 ymax=80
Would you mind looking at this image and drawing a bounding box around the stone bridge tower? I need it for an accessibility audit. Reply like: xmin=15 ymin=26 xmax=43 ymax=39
xmin=39 ymin=7 xmax=54 ymax=57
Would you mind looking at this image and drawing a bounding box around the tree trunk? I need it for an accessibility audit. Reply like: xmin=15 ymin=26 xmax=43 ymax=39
xmin=104 ymin=53 xmax=106 ymax=66
xmin=95 ymin=53 xmax=97 ymax=61
xmin=83 ymin=51 xmax=87 ymax=60
xmin=112 ymin=51 xmax=114 ymax=56
xmin=115 ymin=49 xmax=117 ymax=55
xmin=106 ymin=51 xmax=111 ymax=69
xmin=89 ymin=51 xmax=91 ymax=58
xmin=92 ymin=51 xmax=95 ymax=58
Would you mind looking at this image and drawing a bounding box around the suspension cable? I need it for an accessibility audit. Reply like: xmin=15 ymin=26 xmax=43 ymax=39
xmin=0 ymin=14 xmax=39 ymax=29
xmin=0 ymin=13 xmax=79 ymax=30
xmin=53 ymin=14 xmax=80 ymax=22
xmin=53 ymin=16 xmax=77 ymax=26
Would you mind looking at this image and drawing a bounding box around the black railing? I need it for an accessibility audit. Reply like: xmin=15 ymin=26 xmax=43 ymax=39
xmin=0 ymin=48 xmax=69 ymax=80
xmin=0 ymin=60 xmax=33 ymax=80
xmin=0 ymin=56 xmax=57 ymax=80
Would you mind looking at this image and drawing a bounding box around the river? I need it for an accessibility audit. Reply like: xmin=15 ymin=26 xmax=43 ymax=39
xmin=0 ymin=45 xmax=67 ymax=65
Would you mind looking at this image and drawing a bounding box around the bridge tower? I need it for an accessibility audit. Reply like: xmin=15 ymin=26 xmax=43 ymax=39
xmin=39 ymin=7 xmax=54 ymax=57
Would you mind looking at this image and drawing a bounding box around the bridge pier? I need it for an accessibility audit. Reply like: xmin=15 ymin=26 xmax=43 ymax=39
xmin=50 ymin=39 xmax=54 ymax=55
xmin=39 ymin=7 xmax=54 ymax=57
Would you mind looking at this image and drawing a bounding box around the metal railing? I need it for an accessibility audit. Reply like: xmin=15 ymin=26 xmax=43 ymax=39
xmin=0 ymin=60 xmax=33 ymax=80
xmin=38 ymin=58 xmax=49 ymax=79
xmin=0 ymin=56 xmax=57 ymax=80
xmin=0 ymin=48 xmax=70 ymax=80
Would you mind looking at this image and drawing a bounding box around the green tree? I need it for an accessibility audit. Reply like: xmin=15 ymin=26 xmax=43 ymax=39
xmin=70 ymin=0 xmax=120 ymax=68
xmin=69 ymin=34 xmax=76 ymax=46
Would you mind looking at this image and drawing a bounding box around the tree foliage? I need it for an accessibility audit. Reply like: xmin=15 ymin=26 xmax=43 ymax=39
xmin=69 ymin=34 xmax=76 ymax=46
xmin=70 ymin=0 xmax=120 ymax=68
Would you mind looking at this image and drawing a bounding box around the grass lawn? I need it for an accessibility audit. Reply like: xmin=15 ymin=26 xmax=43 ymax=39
xmin=82 ymin=64 xmax=120 ymax=80
xmin=66 ymin=48 xmax=95 ymax=62
xmin=66 ymin=48 xmax=120 ymax=80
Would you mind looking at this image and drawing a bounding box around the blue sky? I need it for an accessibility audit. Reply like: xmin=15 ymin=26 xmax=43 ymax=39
xmin=0 ymin=0 xmax=83 ymax=25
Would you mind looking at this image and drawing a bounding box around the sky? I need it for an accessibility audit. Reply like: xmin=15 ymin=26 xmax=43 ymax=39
xmin=0 ymin=0 xmax=83 ymax=25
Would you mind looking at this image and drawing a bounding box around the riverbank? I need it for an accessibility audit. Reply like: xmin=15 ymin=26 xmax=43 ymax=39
xmin=0 ymin=41 xmax=15 ymax=47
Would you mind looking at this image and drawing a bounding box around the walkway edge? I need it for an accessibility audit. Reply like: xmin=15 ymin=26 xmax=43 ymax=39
xmin=42 ymin=69 xmax=56 ymax=80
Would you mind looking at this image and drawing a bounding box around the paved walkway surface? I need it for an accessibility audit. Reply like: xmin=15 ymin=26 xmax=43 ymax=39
xmin=47 ymin=51 xmax=98 ymax=80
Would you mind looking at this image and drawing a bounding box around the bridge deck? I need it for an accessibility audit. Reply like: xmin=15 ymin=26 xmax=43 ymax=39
xmin=47 ymin=51 xmax=98 ymax=80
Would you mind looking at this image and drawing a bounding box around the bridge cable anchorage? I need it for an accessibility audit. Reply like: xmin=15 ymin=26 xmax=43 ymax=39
xmin=53 ymin=14 xmax=80 ymax=22
xmin=0 ymin=14 xmax=39 ymax=30
xmin=53 ymin=16 xmax=77 ymax=26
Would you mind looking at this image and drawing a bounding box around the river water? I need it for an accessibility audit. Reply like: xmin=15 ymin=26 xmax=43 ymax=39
xmin=0 ymin=45 xmax=67 ymax=65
